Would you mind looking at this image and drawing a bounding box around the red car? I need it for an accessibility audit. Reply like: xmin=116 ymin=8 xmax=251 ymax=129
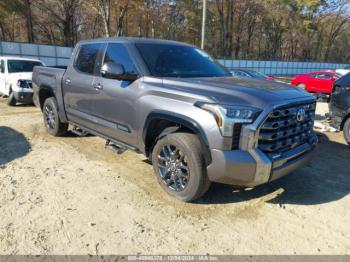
xmin=291 ymin=71 xmax=341 ymax=95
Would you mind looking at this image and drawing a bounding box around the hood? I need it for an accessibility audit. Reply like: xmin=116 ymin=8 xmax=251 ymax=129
xmin=8 ymin=72 xmax=33 ymax=82
xmin=161 ymin=77 xmax=313 ymax=109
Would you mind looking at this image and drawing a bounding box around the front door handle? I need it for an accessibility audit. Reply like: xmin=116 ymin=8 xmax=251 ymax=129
xmin=65 ymin=78 xmax=71 ymax=85
xmin=94 ymin=83 xmax=103 ymax=90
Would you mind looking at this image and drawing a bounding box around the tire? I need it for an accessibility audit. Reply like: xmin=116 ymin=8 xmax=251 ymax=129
xmin=7 ymin=91 xmax=16 ymax=106
xmin=43 ymin=97 xmax=68 ymax=136
xmin=297 ymin=83 xmax=306 ymax=89
xmin=151 ymin=132 xmax=211 ymax=202
xmin=343 ymin=118 xmax=350 ymax=146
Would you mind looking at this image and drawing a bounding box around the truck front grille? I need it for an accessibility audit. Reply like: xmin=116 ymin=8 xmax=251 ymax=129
xmin=258 ymin=102 xmax=316 ymax=156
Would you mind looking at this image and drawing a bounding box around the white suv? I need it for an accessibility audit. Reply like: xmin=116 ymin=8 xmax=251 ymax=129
xmin=0 ymin=56 xmax=44 ymax=106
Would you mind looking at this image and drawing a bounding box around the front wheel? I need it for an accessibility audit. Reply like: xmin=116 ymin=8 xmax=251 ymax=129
xmin=151 ymin=132 xmax=211 ymax=202
xmin=343 ymin=118 xmax=350 ymax=146
xmin=7 ymin=91 xmax=16 ymax=106
xmin=43 ymin=97 xmax=68 ymax=136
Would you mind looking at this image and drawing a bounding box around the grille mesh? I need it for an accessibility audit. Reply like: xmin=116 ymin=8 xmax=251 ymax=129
xmin=258 ymin=102 xmax=316 ymax=155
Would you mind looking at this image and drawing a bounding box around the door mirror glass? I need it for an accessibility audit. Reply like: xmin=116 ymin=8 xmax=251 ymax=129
xmin=100 ymin=62 xmax=138 ymax=81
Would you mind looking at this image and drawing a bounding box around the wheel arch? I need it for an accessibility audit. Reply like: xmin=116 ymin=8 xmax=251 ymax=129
xmin=340 ymin=111 xmax=350 ymax=131
xmin=38 ymin=85 xmax=55 ymax=110
xmin=142 ymin=111 xmax=211 ymax=165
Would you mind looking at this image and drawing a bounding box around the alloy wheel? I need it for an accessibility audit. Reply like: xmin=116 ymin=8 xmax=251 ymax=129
xmin=44 ymin=104 xmax=56 ymax=130
xmin=157 ymin=144 xmax=190 ymax=192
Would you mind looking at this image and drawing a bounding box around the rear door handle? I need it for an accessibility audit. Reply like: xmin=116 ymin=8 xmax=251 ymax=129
xmin=94 ymin=83 xmax=103 ymax=90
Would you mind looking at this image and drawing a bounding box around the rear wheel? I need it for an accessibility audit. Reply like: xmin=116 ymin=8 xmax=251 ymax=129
xmin=7 ymin=90 xmax=16 ymax=106
xmin=43 ymin=97 xmax=68 ymax=136
xmin=343 ymin=118 xmax=350 ymax=146
xmin=297 ymin=83 xmax=306 ymax=89
xmin=151 ymin=132 xmax=211 ymax=202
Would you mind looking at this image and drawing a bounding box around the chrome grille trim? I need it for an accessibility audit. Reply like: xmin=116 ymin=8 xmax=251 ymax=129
xmin=258 ymin=102 xmax=316 ymax=155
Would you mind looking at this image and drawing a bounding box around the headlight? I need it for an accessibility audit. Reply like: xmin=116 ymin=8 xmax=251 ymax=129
xmin=16 ymin=80 xmax=31 ymax=88
xmin=196 ymin=102 xmax=261 ymax=137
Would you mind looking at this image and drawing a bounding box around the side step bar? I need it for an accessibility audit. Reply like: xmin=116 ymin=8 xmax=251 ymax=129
xmin=105 ymin=140 xmax=127 ymax=155
xmin=71 ymin=126 xmax=89 ymax=137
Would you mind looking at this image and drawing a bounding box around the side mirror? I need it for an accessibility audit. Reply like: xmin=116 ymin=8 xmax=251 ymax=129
xmin=100 ymin=62 xmax=138 ymax=81
xmin=100 ymin=62 xmax=125 ymax=80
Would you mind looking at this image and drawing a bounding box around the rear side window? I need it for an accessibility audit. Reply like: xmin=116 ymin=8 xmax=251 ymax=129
xmin=103 ymin=43 xmax=138 ymax=75
xmin=317 ymin=73 xmax=332 ymax=79
xmin=309 ymin=73 xmax=317 ymax=78
xmin=75 ymin=43 xmax=103 ymax=74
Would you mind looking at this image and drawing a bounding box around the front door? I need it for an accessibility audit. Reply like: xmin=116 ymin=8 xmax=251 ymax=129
xmin=89 ymin=43 xmax=140 ymax=146
xmin=63 ymin=43 xmax=105 ymax=130
xmin=316 ymin=72 xmax=333 ymax=94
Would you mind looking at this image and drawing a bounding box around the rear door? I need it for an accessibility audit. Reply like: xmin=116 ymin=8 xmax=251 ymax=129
xmin=62 ymin=43 xmax=105 ymax=129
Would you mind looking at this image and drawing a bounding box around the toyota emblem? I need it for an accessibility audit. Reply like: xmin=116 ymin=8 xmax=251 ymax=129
xmin=296 ymin=108 xmax=306 ymax=122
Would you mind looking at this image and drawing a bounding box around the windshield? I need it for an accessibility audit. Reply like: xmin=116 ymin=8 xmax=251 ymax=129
xmin=136 ymin=43 xmax=230 ymax=78
xmin=7 ymin=60 xmax=43 ymax=73
xmin=246 ymin=70 xmax=267 ymax=80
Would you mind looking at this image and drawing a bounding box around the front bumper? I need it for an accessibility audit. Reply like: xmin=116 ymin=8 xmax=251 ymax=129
xmin=13 ymin=91 xmax=33 ymax=104
xmin=207 ymin=134 xmax=317 ymax=187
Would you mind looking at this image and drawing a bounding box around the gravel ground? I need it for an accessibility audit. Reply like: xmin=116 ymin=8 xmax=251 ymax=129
xmin=0 ymin=98 xmax=349 ymax=255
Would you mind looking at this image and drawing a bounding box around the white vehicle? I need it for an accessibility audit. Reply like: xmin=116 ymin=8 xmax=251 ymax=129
xmin=0 ymin=56 xmax=44 ymax=106
xmin=335 ymin=66 xmax=350 ymax=76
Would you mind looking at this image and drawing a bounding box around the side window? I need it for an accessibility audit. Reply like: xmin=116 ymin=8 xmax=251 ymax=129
xmin=103 ymin=43 xmax=138 ymax=75
xmin=75 ymin=43 xmax=103 ymax=74
xmin=0 ymin=60 xmax=4 ymax=73
xmin=317 ymin=73 xmax=331 ymax=79
xmin=309 ymin=73 xmax=317 ymax=78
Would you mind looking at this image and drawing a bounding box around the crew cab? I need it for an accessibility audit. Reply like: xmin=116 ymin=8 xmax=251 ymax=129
xmin=291 ymin=71 xmax=340 ymax=95
xmin=32 ymin=37 xmax=318 ymax=201
xmin=0 ymin=56 xmax=44 ymax=105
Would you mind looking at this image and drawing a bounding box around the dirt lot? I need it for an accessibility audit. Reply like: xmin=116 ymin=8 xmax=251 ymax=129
xmin=0 ymin=98 xmax=349 ymax=255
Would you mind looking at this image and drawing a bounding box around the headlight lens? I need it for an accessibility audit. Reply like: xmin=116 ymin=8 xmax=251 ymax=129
xmin=196 ymin=103 xmax=261 ymax=137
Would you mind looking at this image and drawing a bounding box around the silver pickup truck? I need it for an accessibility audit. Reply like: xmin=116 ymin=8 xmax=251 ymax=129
xmin=32 ymin=37 xmax=318 ymax=201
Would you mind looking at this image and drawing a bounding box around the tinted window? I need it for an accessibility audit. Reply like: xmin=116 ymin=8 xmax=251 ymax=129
xmin=75 ymin=44 xmax=103 ymax=74
xmin=317 ymin=73 xmax=332 ymax=79
xmin=335 ymin=73 xmax=350 ymax=86
xmin=246 ymin=70 xmax=267 ymax=80
xmin=231 ymin=70 xmax=247 ymax=77
xmin=136 ymin=43 xmax=230 ymax=78
xmin=309 ymin=73 xmax=317 ymax=78
xmin=7 ymin=60 xmax=43 ymax=73
xmin=0 ymin=60 xmax=4 ymax=73
xmin=103 ymin=43 xmax=137 ymax=75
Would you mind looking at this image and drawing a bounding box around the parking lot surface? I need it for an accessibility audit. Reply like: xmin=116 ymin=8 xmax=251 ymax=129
xmin=0 ymin=99 xmax=349 ymax=254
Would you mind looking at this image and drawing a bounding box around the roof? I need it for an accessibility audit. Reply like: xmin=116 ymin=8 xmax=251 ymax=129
xmin=78 ymin=37 xmax=193 ymax=47
xmin=0 ymin=56 xmax=42 ymax=62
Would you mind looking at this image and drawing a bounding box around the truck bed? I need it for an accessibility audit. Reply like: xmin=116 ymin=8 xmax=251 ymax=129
xmin=32 ymin=66 xmax=66 ymax=94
